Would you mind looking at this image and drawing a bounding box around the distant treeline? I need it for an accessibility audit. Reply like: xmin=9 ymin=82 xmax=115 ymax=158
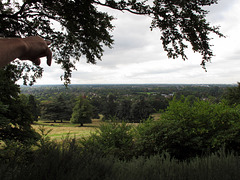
xmin=21 ymin=84 xmax=232 ymax=101
xmin=20 ymin=84 xmax=232 ymax=123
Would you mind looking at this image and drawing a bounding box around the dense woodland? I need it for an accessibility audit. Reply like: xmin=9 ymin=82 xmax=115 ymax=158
xmin=20 ymin=84 xmax=229 ymax=124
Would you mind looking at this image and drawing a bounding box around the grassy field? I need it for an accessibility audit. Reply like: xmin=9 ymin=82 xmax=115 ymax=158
xmin=32 ymin=113 xmax=161 ymax=141
xmin=32 ymin=119 xmax=103 ymax=140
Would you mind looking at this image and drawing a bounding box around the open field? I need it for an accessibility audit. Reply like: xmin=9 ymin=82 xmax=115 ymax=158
xmin=32 ymin=113 xmax=161 ymax=140
xmin=32 ymin=119 xmax=103 ymax=140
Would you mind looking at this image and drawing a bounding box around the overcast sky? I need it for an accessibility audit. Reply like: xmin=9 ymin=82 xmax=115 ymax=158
xmin=26 ymin=0 xmax=240 ymax=85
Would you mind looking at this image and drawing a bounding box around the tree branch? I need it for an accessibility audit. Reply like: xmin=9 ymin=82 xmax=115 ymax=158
xmin=93 ymin=0 xmax=150 ymax=15
xmin=14 ymin=2 xmax=29 ymax=17
xmin=0 ymin=2 xmax=28 ymax=18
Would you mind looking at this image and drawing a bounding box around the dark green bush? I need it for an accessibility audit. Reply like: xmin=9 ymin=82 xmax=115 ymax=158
xmin=1 ymin=140 xmax=240 ymax=180
xmin=1 ymin=126 xmax=240 ymax=179
xmin=135 ymin=97 xmax=240 ymax=160
xmin=80 ymin=121 xmax=135 ymax=160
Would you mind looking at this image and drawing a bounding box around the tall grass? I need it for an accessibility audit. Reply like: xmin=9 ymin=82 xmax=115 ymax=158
xmin=1 ymin=135 xmax=240 ymax=180
xmin=1 ymin=121 xmax=240 ymax=180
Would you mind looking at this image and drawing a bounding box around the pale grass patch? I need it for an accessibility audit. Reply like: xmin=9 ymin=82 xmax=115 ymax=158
xmin=32 ymin=119 xmax=103 ymax=140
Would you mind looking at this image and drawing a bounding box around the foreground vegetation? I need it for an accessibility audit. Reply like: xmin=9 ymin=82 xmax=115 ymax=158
xmin=2 ymin=83 xmax=240 ymax=179
xmin=1 ymin=142 xmax=240 ymax=180
xmin=2 ymin=93 xmax=240 ymax=179
xmin=1 ymin=124 xmax=240 ymax=180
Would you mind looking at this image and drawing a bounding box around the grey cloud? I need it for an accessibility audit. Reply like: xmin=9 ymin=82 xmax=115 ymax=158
xmin=206 ymin=0 xmax=238 ymax=22
xmin=32 ymin=0 xmax=240 ymax=85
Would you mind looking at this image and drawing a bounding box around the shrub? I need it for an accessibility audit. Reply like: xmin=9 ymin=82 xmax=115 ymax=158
xmin=2 ymin=144 xmax=240 ymax=180
xmin=80 ymin=121 xmax=135 ymax=160
xmin=135 ymin=97 xmax=240 ymax=160
xmin=1 ymin=125 xmax=240 ymax=180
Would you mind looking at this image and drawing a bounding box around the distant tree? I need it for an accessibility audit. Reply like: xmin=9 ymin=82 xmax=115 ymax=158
xmin=71 ymin=96 xmax=93 ymax=126
xmin=148 ymin=94 xmax=168 ymax=113
xmin=41 ymin=100 xmax=59 ymax=122
xmin=55 ymin=94 xmax=73 ymax=122
xmin=116 ymin=99 xmax=132 ymax=122
xmin=1 ymin=0 xmax=223 ymax=85
xmin=89 ymin=97 xmax=102 ymax=119
xmin=40 ymin=93 xmax=73 ymax=122
xmin=130 ymin=96 xmax=152 ymax=123
xmin=102 ymin=93 xmax=117 ymax=121
xmin=209 ymin=86 xmax=222 ymax=97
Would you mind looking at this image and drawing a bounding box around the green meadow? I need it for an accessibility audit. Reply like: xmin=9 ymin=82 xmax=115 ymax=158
xmin=32 ymin=119 xmax=103 ymax=140
xmin=32 ymin=113 xmax=162 ymax=141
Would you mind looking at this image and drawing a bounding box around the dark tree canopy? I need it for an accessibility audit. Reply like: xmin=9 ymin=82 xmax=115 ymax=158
xmin=224 ymin=82 xmax=240 ymax=106
xmin=0 ymin=0 xmax=223 ymax=85
xmin=0 ymin=66 xmax=40 ymax=143
xmin=71 ymin=96 xmax=93 ymax=126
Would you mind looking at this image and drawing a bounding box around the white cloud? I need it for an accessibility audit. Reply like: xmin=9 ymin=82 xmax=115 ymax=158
xmin=30 ymin=0 xmax=240 ymax=85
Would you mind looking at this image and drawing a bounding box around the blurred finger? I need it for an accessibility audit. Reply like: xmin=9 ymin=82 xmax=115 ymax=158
xmin=46 ymin=48 xmax=52 ymax=66
xmin=45 ymin=40 xmax=51 ymax=45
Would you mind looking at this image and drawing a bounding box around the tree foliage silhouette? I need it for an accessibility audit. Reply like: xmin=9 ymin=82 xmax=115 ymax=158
xmin=0 ymin=0 xmax=223 ymax=85
xmin=0 ymin=66 xmax=40 ymax=143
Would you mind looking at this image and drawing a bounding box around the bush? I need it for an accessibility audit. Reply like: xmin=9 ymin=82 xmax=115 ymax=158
xmin=80 ymin=121 xmax=135 ymax=160
xmin=135 ymin=97 xmax=240 ymax=160
xmin=1 ymin=125 xmax=240 ymax=180
xmin=1 ymin=141 xmax=240 ymax=180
